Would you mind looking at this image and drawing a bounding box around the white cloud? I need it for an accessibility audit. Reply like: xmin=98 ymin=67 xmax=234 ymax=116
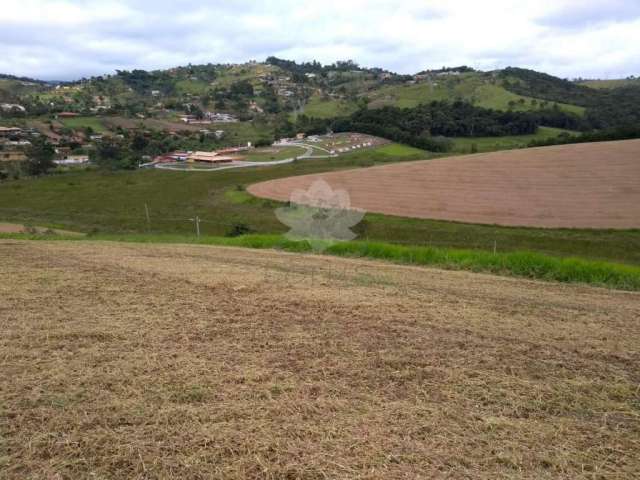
xmin=0 ymin=0 xmax=639 ymax=80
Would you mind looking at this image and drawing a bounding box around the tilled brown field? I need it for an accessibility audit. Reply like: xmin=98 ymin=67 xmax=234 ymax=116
xmin=248 ymin=139 xmax=640 ymax=229
xmin=1 ymin=240 xmax=639 ymax=479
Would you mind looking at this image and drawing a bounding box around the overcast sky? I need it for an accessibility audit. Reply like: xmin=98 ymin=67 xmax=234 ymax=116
xmin=1 ymin=0 xmax=639 ymax=81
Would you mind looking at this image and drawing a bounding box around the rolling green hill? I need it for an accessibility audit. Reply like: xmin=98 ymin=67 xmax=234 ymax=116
xmin=367 ymin=72 xmax=585 ymax=115
xmin=1 ymin=59 xmax=639 ymax=154
xmin=1 ymin=61 xmax=597 ymax=123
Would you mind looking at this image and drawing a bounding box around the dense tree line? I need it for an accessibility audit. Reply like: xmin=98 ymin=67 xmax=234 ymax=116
xmin=289 ymin=100 xmax=589 ymax=152
xmin=415 ymin=66 xmax=475 ymax=75
xmin=114 ymin=70 xmax=177 ymax=96
xmin=323 ymin=101 xmax=581 ymax=151
xmin=266 ymin=57 xmax=364 ymax=77
xmin=339 ymin=101 xmax=541 ymax=137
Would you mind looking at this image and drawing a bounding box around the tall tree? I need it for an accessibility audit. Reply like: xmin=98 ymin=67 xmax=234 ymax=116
xmin=24 ymin=137 xmax=55 ymax=176
xmin=92 ymin=138 xmax=126 ymax=170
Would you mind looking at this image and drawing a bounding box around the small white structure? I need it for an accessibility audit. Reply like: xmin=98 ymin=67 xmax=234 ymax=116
xmin=54 ymin=155 xmax=89 ymax=165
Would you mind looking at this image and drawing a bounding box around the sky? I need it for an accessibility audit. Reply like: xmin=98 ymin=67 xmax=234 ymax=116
xmin=1 ymin=0 xmax=640 ymax=81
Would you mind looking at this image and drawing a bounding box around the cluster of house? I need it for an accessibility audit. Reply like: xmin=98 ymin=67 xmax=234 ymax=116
xmin=178 ymin=111 xmax=239 ymax=124
xmin=0 ymin=127 xmax=30 ymax=162
xmin=257 ymin=72 xmax=299 ymax=98
xmin=0 ymin=124 xmax=93 ymax=166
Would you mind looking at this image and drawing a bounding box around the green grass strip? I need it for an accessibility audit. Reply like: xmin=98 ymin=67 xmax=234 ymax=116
xmin=2 ymin=232 xmax=640 ymax=291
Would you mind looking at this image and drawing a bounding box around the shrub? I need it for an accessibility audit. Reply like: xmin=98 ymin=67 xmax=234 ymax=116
xmin=226 ymin=223 xmax=254 ymax=237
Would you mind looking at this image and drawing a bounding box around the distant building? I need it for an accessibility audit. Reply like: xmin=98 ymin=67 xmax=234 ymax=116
xmin=0 ymin=127 xmax=22 ymax=138
xmin=249 ymin=101 xmax=264 ymax=114
xmin=217 ymin=144 xmax=251 ymax=154
xmin=0 ymin=149 xmax=27 ymax=162
xmin=0 ymin=151 xmax=26 ymax=162
xmin=54 ymin=147 xmax=72 ymax=159
xmin=204 ymin=112 xmax=239 ymax=123
xmin=187 ymin=151 xmax=236 ymax=164
xmin=153 ymin=151 xmax=189 ymax=163
xmin=54 ymin=155 xmax=89 ymax=165
xmin=3 ymin=140 xmax=31 ymax=147
xmin=0 ymin=103 xmax=26 ymax=113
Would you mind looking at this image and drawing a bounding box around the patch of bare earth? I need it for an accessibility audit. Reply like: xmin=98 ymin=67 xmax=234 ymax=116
xmin=248 ymin=139 xmax=640 ymax=229
xmin=1 ymin=240 xmax=639 ymax=479
xmin=0 ymin=223 xmax=83 ymax=236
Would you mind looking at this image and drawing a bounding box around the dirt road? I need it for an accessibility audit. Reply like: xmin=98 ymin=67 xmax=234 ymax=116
xmin=1 ymin=240 xmax=639 ymax=478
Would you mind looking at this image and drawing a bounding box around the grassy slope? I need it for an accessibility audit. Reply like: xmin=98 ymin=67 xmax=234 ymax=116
xmin=243 ymin=145 xmax=307 ymax=162
xmin=0 ymin=144 xmax=429 ymax=233
xmin=3 ymin=233 xmax=640 ymax=291
xmin=368 ymin=74 xmax=585 ymax=115
xmin=451 ymin=126 xmax=573 ymax=153
xmin=4 ymin=240 xmax=638 ymax=479
xmin=59 ymin=116 xmax=108 ymax=133
xmin=174 ymin=79 xmax=210 ymax=95
xmin=1 ymin=142 xmax=639 ymax=266
xmin=299 ymin=95 xmax=359 ymax=119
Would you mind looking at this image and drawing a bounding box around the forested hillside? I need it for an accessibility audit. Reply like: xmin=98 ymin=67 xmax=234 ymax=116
xmin=501 ymin=67 xmax=640 ymax=129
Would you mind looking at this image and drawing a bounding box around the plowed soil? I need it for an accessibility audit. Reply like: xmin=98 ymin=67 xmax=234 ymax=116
xmin=248 ymin=139 xmax=640 ymax=229
xmin=1 ymin=240 xmax=639 ymax=479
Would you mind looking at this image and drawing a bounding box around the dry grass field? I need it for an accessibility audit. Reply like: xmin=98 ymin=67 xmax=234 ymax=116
xmin=1 ymin=240 xmax=639 ymax=479
xmin=249 ymin=139 xmax=640 ymax=229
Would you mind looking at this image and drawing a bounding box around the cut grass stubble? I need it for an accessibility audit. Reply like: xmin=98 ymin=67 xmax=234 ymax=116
xmin=5 ymin=232 xmax=640 ymax=291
